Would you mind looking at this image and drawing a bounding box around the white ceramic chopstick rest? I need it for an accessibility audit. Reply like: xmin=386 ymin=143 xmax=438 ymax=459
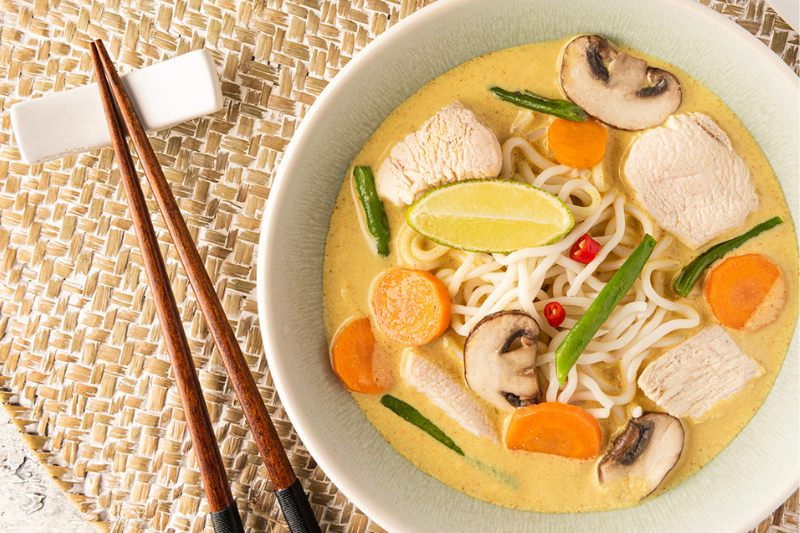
xmin=10 ymin=49 xmax=223 ymax=165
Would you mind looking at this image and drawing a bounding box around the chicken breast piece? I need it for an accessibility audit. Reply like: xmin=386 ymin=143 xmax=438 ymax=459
xmin=638 ymin=326 xmax=762 ymax=419
xmin=624 ymin=113 xmax=758 ymax=249
xmin=402 ymin=347 xmax=497 ymax=442
xmin=376 ymin=101 xmax=503 ymax=205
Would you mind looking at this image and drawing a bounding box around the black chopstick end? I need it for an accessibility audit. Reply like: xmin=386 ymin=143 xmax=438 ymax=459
xmin=276 ymin=478 xmax=323 ymax=533
xmin=210 ymin=501 xmax=245 ymax=533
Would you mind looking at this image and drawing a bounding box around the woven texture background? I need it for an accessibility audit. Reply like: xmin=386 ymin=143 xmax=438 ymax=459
xmin=0 ymin=0 xmax=797 ymax=532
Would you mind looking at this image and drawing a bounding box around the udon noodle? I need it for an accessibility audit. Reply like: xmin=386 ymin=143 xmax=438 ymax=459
xmin=397 ymin=112 xmax=701 ymax=420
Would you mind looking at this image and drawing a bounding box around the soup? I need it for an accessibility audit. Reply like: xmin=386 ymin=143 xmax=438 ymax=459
xmin=321 ymin=36 xmax=798 ymax=512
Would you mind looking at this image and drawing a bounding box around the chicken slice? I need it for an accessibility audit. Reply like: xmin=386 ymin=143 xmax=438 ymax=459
xmin=376 ymin=101 xmax=503 ymax=205
xmin=638 ymin=326 xmax=762 ymax=419
xmin=401 ymin=347 xmax=497 ymax=442
xmin=623 ymin=113 xmax=758 ymax=249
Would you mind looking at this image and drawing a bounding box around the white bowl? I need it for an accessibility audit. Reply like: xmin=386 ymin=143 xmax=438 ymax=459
xmin=257 ymin=1 xmax=799 ymax=531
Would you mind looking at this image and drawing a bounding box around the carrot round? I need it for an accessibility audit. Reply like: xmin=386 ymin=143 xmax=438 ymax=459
xmin=547 ymin=117 xmax=608 ymax=168
xmin=372 ymin=269 xmax=451 ymax=346
xmin=331 ymin=317 xmax=391 ymax=394
xmin=705 ymin=254 xmax=786 ymax=331
xmin=505 ymin=402 xmax=602 ymax=459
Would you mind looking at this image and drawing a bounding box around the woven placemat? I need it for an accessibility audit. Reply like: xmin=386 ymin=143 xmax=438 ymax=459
xmin=0 ymin=0 xmax=796 ymax=532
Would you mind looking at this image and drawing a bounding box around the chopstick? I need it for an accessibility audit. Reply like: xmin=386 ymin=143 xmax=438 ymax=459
xmin=90 ymin=43 xmax=244 ymax=533
xmin=91 ymin=40 xmax=322 ymax=533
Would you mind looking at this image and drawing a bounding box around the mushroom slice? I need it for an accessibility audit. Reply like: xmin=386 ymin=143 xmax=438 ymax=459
xmin=598 ymin=413 xmax=684 ymax=498
xmin=463 ymin=310 xmax=541 ymax=412
xmin=560 ymin=35 xmax=682 ymax=130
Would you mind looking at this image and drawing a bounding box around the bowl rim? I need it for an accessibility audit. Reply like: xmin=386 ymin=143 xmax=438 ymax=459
xmin=257 ymin=0 xmax=799 ymax=531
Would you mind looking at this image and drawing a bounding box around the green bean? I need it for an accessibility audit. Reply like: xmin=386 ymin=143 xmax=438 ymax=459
xmin=353 ymin=166 xmax=390 ymax=256
xmin=489 ymin=87 xmax=587 ymax=122
xmin=555 ymin=235 xmax=657 ymax=385
xmin=380 ymin=395 xmax=464 ymax=456
xmin=672 ymin=216 xmax=784 ymax=298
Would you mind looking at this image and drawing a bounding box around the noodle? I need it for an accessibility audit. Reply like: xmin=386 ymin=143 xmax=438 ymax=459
xmin=396 ymin=134 xmax=700 ymax=419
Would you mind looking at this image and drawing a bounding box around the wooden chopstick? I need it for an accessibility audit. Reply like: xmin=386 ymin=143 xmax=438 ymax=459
xmin=92 ymin=40 xmax=322 ymax=533
xmin=89 ymin=42 xmax=245 ymax=533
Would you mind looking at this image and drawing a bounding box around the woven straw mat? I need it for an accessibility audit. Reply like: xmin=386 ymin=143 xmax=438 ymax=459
xmin=0 ymin=0 xmax=797 ymax=532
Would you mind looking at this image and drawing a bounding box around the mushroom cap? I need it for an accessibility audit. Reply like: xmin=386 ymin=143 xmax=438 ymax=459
xmin=560 ymin=35 xmax=682 ymax=131
xmin=597 ymin=412 xmax=684 ymax=498
xmin=463 ymin=310 xmax=541 ymax=412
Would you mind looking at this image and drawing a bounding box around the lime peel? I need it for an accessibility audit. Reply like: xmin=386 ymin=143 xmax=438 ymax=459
xmin=406 ymin=179 xmax=574 ymax=253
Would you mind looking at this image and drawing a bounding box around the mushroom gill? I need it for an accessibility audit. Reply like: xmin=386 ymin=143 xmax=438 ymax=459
xmin=597 ymin=412 xmax=684 ymax=498
xmin=560 ymin=35 xmax=682 ymax=130
xmin=463 ymin=310 xmax=541 ymax=412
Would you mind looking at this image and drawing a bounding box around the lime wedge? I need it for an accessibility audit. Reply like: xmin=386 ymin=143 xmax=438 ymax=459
xmin=407 ymin=179 xmax=574 ymax=253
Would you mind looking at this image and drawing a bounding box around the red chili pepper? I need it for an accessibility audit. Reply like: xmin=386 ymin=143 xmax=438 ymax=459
xmin=569 ymin=234 xmax=601 ymax=264
xmin=544 ymin=302 xmax=566 ymax=328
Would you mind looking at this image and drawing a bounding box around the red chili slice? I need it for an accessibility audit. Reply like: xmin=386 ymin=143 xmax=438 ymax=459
xmin=569 ymin=234 xmax=601 ymax=264
xmin=544 ymin=302 xmax=566 ymax=328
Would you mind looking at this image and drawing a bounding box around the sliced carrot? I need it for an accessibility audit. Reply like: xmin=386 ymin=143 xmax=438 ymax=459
xmin=331 ymin=317 xmax=391 ymax=394
xmin=505 ymin=402 xmax=602 ymax=459
xmin=372 ymin=269 xmax=451 ymax=346
xmin=547 ymin=117 xmax=608 ymax=168
xmin=705 ymin=254 xmax=786 ymax=331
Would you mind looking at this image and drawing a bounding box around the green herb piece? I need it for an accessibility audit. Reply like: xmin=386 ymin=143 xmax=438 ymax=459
xmin=489 ymin=87 xmax=587 ymax=122
xmin=380 ymin=395 xmax=464 ymax=456
xmin=672 ymin=216 xmax=784 ymax=298
xmin=466 ymin=458 xmax=519 ymax=490
xmin=354 ymin=165 xmax=391 ymax=256
xmin=555 ymin=234 xmax=657 ymax=384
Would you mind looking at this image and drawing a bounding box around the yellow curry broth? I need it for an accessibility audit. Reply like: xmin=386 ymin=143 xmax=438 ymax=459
xmin=321 ymin=38 xmax=799 ymax=512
